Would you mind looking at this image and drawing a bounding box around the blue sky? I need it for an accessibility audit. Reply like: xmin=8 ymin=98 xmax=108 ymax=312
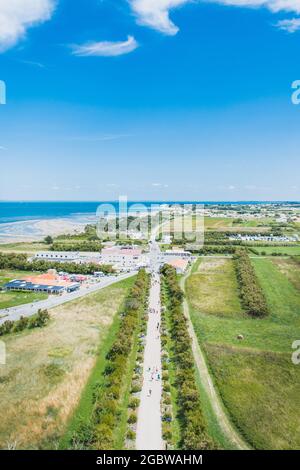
xmin=0 ymin=0 xmax=300 ymax=201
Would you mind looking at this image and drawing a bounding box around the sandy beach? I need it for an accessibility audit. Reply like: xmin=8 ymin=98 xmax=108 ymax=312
xmin=0 ymin=217 xmax=89 ymax=244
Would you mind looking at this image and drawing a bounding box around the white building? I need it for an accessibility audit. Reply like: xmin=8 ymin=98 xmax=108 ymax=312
xmin=33 ymin=252 xmax=102 ymax=264
xmin=99 ymin=246 xmax=149 ymax=271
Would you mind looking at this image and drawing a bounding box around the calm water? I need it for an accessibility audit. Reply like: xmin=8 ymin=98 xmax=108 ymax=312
xmin=0 ymin=201 xmax=296 ymax=224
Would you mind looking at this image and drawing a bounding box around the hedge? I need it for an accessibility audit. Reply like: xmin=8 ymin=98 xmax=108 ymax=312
xmin=233 ymin=249 xmax=269 ymax=317
xmin=161 ymin=265 xmax=215 ymax=450
xmin=70 ymin=269 xmax=149 ymax=450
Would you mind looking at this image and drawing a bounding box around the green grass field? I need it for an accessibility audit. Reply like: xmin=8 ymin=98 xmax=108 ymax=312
xmin=251 ymin=245 xmax=300 ymax=255
xmin=0 ymin=269 xmax=48 ymax=310
xmin=0 ymin=276 xmax=134 ymax=449
xmin=186 ymin=256 xmax=300 ymax=449
xmin=204 ymin=217 xmax=273 ymax=232
xmin=186 ymin=258 xmax=243 ymax=318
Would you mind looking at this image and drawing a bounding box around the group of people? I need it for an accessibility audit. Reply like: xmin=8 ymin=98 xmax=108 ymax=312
xmin=147 ymin=274 xmax=161 ymax=398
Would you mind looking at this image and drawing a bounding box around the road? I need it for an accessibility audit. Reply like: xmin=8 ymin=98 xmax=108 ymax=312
xmin=136 ymin=271 xmax=163 ymax=450
xmin=0 ymin=272 xmax=137 ymax=325
xmin=136 ymin=230 xmax=163 ymax=450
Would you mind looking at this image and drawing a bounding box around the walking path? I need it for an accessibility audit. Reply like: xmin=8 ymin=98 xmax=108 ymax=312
xmin=136 ymin=271 xmax=163 ymax=450
xmin=180 ymin=270 xmax=250 ymax=450
xmin=0 ymin=272 xmax=137 ymax=325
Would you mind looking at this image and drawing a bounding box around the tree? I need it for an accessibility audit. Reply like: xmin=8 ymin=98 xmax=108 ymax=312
xmin=44 ymin=235 xmax=53 ymax=245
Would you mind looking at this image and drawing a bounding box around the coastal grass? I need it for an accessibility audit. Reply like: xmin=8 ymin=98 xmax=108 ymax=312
xmin=186 ymin=256 xmax=300 ymax=449
xmin=0 ymin=242 xmax=49 ymax=254
xmin=0 ymin=276 xmax=134 ymax=450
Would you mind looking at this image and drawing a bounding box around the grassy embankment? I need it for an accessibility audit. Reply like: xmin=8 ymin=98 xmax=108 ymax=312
xmin=0 ymin=276 xmax=134 ymax=449
xmin=186 ymin=256 xmax=300 ymax=450
xmin=62 ymin=270 xmax=149 ymax=450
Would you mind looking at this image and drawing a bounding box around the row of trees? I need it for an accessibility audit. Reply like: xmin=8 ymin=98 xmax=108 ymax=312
xmin=50 ymin=241 xmax=103 ymax=252
xmin=233 ymin=250 xmax=269 ymax=317
xmin=161 ymin=265 xmax=214 ymax=450
xmin=0 ymin=309 xmax=50 ymax=337
xmin=71 ymin=270 xmax=149 ymax=449
xmin=188 ymin=245 xmax=237 ymax=255
xmin=0 ymin=252 xmax=114 ymax=275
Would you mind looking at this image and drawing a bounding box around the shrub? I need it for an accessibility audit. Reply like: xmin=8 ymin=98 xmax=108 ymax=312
xmin=126 ymin=429 xmax=136 ymax=441
xmin=127 ymin=412 xmax=137 ymax=424
xmin=129 ymin=397 xmax=140 ymax=409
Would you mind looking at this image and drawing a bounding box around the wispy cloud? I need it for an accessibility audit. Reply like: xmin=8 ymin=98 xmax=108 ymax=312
xmin=0 ymin=0 xmax=56 ymax=52
xmin=66 ymin=134 xmax=133 ymax=142
xmin=129 ymin=0 xmax=300 ymax=35
xmin=71 ymin=36 xmax=139 ymax=57
xmin=20 ymin=59 xmax=46 ymax=68
xmin=275 ymin=17 xmax=300 ymax=33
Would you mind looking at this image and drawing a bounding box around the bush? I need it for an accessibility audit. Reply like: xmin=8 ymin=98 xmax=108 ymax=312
xmin=126 ymin=429 xmax=136 ymax=441
xmin=127 ymin=412 xmax=137 ymax=424
xmin=129 ymin=397 xmax=140 ymax=409
xmin=0 ymin=310 xmax=50 ymax=337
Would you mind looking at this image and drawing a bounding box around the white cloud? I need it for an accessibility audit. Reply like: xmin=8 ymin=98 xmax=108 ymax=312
xmin=71 ymin=35 xmax=139 ymax=57
xmin=129 ymin=0 xmax=188 ymax=35
xmin=275 ymin=17 xmax=300 ymax=32
xmin=129 ymin=0 xmax=300 ymax=35
xmin=0 ymin=0 xmax=55 ymax=52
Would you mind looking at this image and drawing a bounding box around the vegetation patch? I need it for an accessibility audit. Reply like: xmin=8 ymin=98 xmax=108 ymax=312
xmin=186 ymin=258 xmax=243 ymax=318
xmin=187 ymin=256 xmax=300 ymax=449
xmin=161 ymin=265 xmax=215 ymax=450
xmin=0 ymin=277 xmax=133 ymax=449
xmin=234 ymin=250 xmax=269 ymax=317
xmin=66 ymin=270 xmax=149 ymax=450
xmin=0 ymin=309 xmax=50 ymax=337
xmin=204 ymin=343 xmax=300 ymax=450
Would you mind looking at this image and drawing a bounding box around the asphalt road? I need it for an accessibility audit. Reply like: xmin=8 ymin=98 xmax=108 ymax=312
xmin=0 ymin=271 xmax=137 ymax=325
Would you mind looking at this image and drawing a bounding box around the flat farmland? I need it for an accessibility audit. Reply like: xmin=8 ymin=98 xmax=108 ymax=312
xmin=186 ymin=256 xmax=300 ymax=449
xmin=186 ymin=258 xmax=243 ymax=318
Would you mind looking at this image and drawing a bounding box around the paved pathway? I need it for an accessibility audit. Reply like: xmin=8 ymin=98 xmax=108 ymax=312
xmin=136 ymin=271 xmax=164 ymax=450
xmin=0 ymin=272 xmax=137 ymax=325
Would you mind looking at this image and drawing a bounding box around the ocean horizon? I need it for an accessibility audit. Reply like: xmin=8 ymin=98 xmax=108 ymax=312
xmin=0 ymin=200 xmax=299 ymax=225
